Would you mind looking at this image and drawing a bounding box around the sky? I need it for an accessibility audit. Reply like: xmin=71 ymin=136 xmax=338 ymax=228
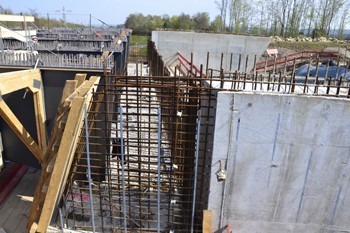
xmin=1 ymin=0 xmax=220 ymax=26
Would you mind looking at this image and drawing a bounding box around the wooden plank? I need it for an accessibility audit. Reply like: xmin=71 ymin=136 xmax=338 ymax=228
xmin=0 ymin=69 xmax=41 ymax=95
xmin=27 ymin=77 xmax=100 ymax=231
xmin=60 ymin=80 xmax=78 ymax=105
xmin=29 ymin=223 xmax=38 ymax=233
xmin=0 ymin=101 xmax=44 ymax=162
xmin=33 ymin=73 xmax=47 ymax=153
xmin=64 ymin=80 xmax=88 ymax=103
xmin=74 ymin=73 xmax=87 ymax=87
xmin=0 ymin=26 xmax=36 ymax=42
xmin=0 ymin=14 xmax=35 ymax=22
xmin=65 ymin=76 xmax=100 ymax=103
xmin=26 ymin=80 xmax=78 ymax=230
xmin=36 ymin=77 xmax=100 ymax=232
xmin=55 ymin=77 xmax=100 ymax=204
xmin=37 ymin=97 xmax=85 ymax=232
xmin=203 ymin=210 xmax=213 ymax=233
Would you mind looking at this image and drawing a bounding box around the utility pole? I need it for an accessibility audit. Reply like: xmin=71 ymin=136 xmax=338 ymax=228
xmin=90 ymin=14 xmax=92 ymax=29
xmin=47 ymin=13 xmax=50 ymax=29
xmin=20 ymin=12 xmax=25 ymax=30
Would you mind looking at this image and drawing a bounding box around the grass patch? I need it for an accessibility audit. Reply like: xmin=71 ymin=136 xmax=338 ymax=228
xmin=130 ymin=47 xmax=148 ymax=56
xmin=129 ymin=47 xmax=148 ymax=61
xmin=130 ymin=35 xmax=150 ymax=46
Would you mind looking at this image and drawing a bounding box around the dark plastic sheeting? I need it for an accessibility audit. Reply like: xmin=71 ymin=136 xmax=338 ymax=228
xmin=296 ymin=64 xmax=350 ymax=80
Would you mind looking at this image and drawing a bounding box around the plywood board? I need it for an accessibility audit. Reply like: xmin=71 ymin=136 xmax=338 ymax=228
xmin=0 ymin=14 xmax=35 ymax=22
xmin=203 ymin=210 xmax=213 ymax=233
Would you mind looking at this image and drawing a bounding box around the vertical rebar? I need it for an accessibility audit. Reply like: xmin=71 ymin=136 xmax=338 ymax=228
xmin=336 ymin=46 xmax=340 ymax=80
xmin=120 ymin=105 xmax=127 ymax=233
xmin=238 ymin=54 xmax=242 ymax=72
xmin=283 ymin=56 xmax=287 ymax=76
xmin=190 ymin=110 xmax=201 ymax=233
xmin=157 ymin=107 xmax=161 ymax=233
xmin=0 ymin=27 xmax=4 ymax=53
xmin=23 ymin=15 xmax=29 ymax=51
xmin=84 ymin=104 xmax=95 ymax=233
xmin=59 ymin=208 xmax=64 ymax=233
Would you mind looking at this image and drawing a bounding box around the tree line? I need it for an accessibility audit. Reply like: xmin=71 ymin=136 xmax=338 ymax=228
xmin=125 ymin=0 xmax=350 ymax=39
xmin=216 ymin=0 xmax=350 ymax=39
xmin=125 ymin=13 xmax=221 ymax=31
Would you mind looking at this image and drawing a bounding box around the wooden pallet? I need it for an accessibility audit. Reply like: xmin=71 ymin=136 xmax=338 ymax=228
xmin=26 ymin=74 xmax=101 ymax=232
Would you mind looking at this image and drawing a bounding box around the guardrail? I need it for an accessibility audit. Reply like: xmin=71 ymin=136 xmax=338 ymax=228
xmin=2 ymin=39 xmax=123 ymax=52
xmin=0 ymin=52 xmax=114 ymax=69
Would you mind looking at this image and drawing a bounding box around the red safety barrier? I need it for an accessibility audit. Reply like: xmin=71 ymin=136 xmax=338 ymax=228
xmin=178 ymin=52 xmax=206 ymax=76
xmin=255 ymin=50 xmax=340 ymax=72
xmin=177 ymin=64 xmax=189 ymax=76
xmin=0 ymin=162 xmax=29 ymax=206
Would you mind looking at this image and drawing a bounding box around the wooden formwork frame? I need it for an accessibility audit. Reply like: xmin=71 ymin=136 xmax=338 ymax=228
xmin=0 ymin=69 xmax=47 ymax=162
xmin=26 ymin=75 xmax=100 ymax=232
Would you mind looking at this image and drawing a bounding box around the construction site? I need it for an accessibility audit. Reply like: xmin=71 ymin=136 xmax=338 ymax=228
xmin=0 ymin=13 xmax=350 ymax=233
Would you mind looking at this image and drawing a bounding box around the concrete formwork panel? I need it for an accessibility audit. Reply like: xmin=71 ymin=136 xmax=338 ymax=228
xmin=208 ymin=92 xmax=350 ymax=232
xmin=151 ymin=31 xmax=270 ymax=72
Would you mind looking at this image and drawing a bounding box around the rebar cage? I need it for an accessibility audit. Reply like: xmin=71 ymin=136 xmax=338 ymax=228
xmin=57 ymin=47 xmax=350 ymax=232
xmin=59 ymin=67 xmax=217 ymax=232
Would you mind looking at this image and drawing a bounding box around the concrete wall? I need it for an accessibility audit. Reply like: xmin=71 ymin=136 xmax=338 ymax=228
xmin=208 ymin=92 xmax=350 ymax=232
xmin=151 ymin=31 xmax=270 ymax=72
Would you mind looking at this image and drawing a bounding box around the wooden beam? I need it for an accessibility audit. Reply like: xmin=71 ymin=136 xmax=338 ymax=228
xmin=74 ymin=73 xmax=87 ymax=87
xmin=0 ymin=14 xmax=35 ymax=22
xmin=33 ymin=72 xmax=47 ymax=153
xmin=37 ymin=77 xmax=100 ymax=232
xmin=26 ymin=80 xmax=78 ymax=230
xmin=0 ymin=100 xmax=44 ymax=162
xmin=0 ymin=26 xmax=36 ymax=42
xmin=60 ymin=80 xmax=78 ymax=105
xmin=29 ymin=222 xmax=38 ymax=233
xmin=203 ymin=210 xmax=213 ymax=233
xmin=37 ymin=97 xmax=85 ymax=232
xmin=0 ymin=69 xmax=41 ymax=95
xmin=65 ymin=76 xmax=100 ymax=103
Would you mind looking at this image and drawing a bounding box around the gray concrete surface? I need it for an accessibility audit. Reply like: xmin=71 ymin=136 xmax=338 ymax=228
xmin=208 ymin=91 xmax=350 ymax=232
xmin=151 ymin=31 xmax=270 ymax=73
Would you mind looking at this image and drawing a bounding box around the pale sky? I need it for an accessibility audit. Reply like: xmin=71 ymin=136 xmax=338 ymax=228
xmin=1 ymin=0 xmax=220 ymax=26
xmin=2 ymin=1 xmax=349 ymax=30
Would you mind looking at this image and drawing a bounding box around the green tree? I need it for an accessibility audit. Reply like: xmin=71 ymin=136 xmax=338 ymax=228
xmin=170 ymin=15 xmax=180 ymax=29
xmin=162 ymin=14 xmax=170 ymax=28
xmin=192 ymin=12 xmax=210 ymax=30
xmin=210 ymin=15 xmax=221 ymax=31
xmin=178 ymin=13 xmax=193 ymax=29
